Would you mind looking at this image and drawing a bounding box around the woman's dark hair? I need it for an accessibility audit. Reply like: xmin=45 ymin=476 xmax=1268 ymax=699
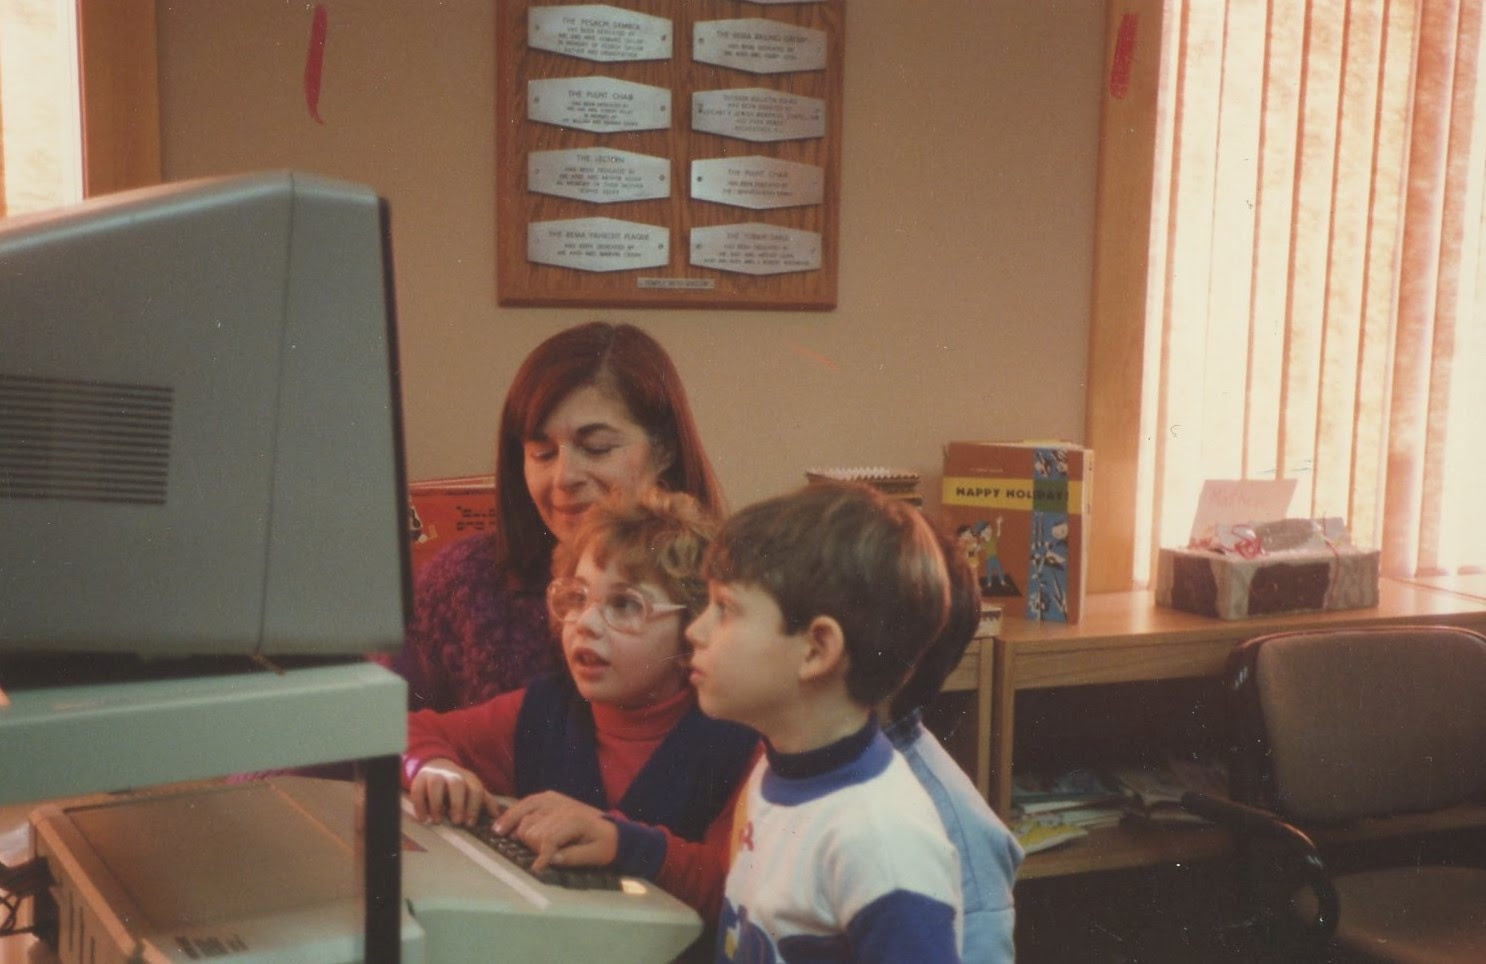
xmin=493 ymin=321 xmax=724 ymax=584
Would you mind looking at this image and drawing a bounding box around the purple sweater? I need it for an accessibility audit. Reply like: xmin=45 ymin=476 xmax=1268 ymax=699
xmin=390 ymin=533 xmax=561 ymax=711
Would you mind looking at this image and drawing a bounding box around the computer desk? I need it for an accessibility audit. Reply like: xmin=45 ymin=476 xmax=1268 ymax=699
xmin=0 ymin=662 xmax=406 ymax=962
xmin=967 ymin=577 xmax=1486 ymax=879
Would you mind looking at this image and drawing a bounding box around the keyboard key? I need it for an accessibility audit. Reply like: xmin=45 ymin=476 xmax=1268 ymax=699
xmin=462 ymin=822 xmax=623 ymax=891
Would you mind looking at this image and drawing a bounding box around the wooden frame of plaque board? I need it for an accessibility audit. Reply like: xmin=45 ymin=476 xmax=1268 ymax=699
xmin=496 ymin=0 xmax=843 ymax=309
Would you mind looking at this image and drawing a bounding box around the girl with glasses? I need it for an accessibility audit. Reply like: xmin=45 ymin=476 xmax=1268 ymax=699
xmin=402 ymin=488 xmax=758 ymax=936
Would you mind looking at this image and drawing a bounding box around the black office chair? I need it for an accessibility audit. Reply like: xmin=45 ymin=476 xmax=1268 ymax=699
xmin=1181 ymin=624 xmax=1486 ymax=962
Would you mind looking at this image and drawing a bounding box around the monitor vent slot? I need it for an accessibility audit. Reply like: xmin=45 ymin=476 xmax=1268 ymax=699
xmin=0 ymin=373 xmax=173 ymax=505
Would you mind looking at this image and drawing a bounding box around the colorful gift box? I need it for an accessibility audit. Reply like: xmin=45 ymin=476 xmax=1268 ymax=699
xmin=1155 ymin=519 xmax=1380 ymax=619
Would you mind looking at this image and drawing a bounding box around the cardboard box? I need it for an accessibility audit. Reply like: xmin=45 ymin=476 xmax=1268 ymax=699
xmin=940 ymin=441 xmax=1091 ymax=623
xmin=1155 ymin=545 xmax=1380 ymax=619
xmin=407 ymin=475 xmax=497 ymax=572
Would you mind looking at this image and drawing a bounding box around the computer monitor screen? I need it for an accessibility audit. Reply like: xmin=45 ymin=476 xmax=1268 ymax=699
xmin=0 ymin=171 xmax=408 ymax=660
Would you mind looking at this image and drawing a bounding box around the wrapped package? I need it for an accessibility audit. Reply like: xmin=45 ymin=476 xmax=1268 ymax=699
xmin=1155 ymin=518 xmax=1380 ymax=619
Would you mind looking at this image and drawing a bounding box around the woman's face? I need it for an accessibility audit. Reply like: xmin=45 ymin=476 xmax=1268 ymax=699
xmin=523 ymin=383 xmax=668 ymax=545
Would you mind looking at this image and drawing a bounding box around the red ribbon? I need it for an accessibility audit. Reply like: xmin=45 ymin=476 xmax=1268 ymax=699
xmin=304 ymin=4 xmax=328 ymax=125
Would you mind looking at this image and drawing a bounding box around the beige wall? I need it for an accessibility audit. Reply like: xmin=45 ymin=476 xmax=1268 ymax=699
xmin=156 ymin=1 xmax=1103 ymax=515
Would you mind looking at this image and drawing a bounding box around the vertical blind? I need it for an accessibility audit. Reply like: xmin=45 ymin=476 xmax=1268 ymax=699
xmin=1134 ymin=0 xmax=1486 ymax=582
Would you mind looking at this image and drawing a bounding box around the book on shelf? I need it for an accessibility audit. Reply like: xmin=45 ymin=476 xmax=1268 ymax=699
xmin=1105 ymin=755 xmax=1230 ymax=828
xmin=1034 ymin=804 xmax=1125 ymax=831
xmin=1011 ymin=766 xmax=1125 ymax=812
xmin=939 ymin=440 xmax=1092 ymax=622
xmin=1009 ymin=802 xmax=1126 ymax=855
xmin=1009 ymin=766 xmax=1126 ymax=854
xmin=1009 ymin=758 xmax=1229 ymax=854
xmin=1010 ymin=814 xmax=1090 ymax=855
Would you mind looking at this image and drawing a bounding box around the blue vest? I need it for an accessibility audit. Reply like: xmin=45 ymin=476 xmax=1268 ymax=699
xmin=513 ymin=674 xmax=758 ymax=841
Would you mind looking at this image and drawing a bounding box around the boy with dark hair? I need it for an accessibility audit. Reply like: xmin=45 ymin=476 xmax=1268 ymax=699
xmin=686 ymin=482 xmax=964 ymax=963
xmin=885 ymin=528 xmax=1023 ymax=963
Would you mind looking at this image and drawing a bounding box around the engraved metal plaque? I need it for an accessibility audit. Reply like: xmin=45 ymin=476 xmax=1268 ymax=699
xmin=528 ymin=5 xmax=672 ymax=63
xmin=528 ymin=77 xmax=671 ymax=134
xmin=529 ymin=217 xmax=670 ymax=272
xmin=529 ymin=149 xmax=670 ymax=203
xmin=690 ymin=223 xmax=821 ymax=275
xmin=691 ymin=156 xmax=823 ymax=209
xmin=693 ymin=19 xmax=827 ymax=74
xmin=691 ymin=88 xmax=825 ymax=142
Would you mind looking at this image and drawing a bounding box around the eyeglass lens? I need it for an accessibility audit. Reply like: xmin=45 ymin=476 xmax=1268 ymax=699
xmin=548 ymin=582 xmax=652 ymax=632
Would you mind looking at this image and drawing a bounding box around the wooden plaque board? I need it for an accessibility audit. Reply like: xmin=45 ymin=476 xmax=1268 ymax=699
xmin=496 ymin=0 xmax=844 ymax=309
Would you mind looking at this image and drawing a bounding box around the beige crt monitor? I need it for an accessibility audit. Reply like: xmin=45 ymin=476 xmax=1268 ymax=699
xmin=29 ymin=777 xmax=702 ymax=964
xmin=0 ymin=171 xmax=407 ymax=660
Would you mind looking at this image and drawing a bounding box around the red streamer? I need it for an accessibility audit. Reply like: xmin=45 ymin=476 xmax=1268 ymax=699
xmin=1109 ymin=13 xmax=1137 ymax=101
xmin=304 ymin=4 xmax=328 ymax=124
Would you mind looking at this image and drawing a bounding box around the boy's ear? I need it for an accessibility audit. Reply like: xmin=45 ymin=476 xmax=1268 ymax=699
xmin=798 ymin=615 xmax=848 ymax=684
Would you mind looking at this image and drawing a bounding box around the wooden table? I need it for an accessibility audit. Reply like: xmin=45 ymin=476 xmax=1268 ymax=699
xmin=988 ymin=578 xmax=1486 ymax=878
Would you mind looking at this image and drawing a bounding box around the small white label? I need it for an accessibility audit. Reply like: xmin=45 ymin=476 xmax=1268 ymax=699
xmin=636 ymin=277 xmax=718 ymax=290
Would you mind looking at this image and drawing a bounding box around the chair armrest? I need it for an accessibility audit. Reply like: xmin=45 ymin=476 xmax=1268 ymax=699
xmin=1180 ymin=790 xmax=1339 ymax=942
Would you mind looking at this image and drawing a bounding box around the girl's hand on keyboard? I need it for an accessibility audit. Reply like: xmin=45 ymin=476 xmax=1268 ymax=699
xmin=408 ymin=757 xmax=495 ymax=826
xmin=494 ymin=790 xmax=619 ymax=873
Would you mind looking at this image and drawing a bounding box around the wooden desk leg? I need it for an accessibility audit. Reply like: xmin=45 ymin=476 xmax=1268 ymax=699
xmin=975 ymin=641 xmax=993 ymax=801
xmin=989 ymin=637 xmax=1016 ymax=816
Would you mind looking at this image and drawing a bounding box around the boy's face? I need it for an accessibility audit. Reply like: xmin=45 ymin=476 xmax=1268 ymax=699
xmin=685 ymin=580 xmax=804 ymax=733
xmin=558 ymin=550 xmax=688 ymax=710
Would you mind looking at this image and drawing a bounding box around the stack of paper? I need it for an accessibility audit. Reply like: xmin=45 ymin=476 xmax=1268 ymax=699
xmin=1009 ymin=767 xmax=1126 ymax=854
xmin=805 ymin=466 xmax=923 ymax=507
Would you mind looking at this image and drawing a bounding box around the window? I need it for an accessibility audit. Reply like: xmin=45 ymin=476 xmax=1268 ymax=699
xmin=0 ymin=0 xmax=82 ymax=215
xmin=1088 ymin=0 xmax=1486 ymax=590
xmin=0 ymin=0 xmax=159 ymax=216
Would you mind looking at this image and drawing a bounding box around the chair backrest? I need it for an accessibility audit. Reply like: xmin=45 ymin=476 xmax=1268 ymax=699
xmin=1230 ymin=625 xmax=1486 ymax=823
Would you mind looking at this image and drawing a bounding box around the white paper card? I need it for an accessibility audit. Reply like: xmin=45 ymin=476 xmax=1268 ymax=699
xmin=1188 ymin=479 xmax=1299 ymax=542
